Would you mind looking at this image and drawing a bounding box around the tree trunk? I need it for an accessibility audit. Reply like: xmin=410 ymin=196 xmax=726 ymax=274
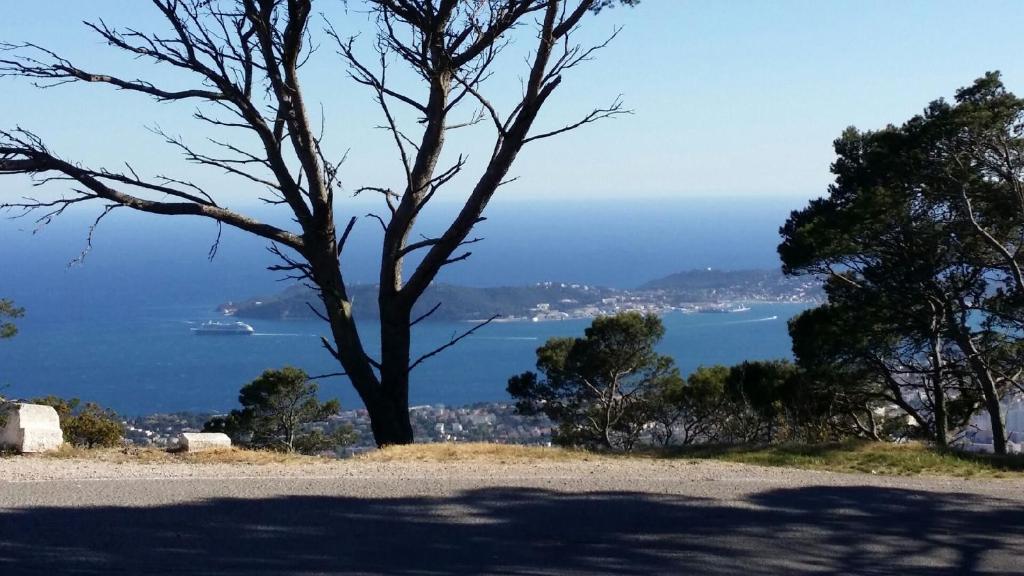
xmin=980 ymin=383 xmax=1009 ymax=456
xmin=924 ymin=300 xmax=950 ymax=448
xmin=364 ymin=393 xmax=414 ymax=446
xmin=866 ymin=406 xmax=881 ymax=442
xmin=661 ymin=423 xmax=674 ymax=447
xmin=309 ymin=245 xmax=418 ymax=447
xmin=947 ymin=309 xmax=1008 ymax=455
xmin=930 ymin=379 xmax=949 ymax=449
xmin=310 ymin=236 xmax=417 ymax=448
xmin=850 ymin=407 xmax=881 ymax=442
xmin=959 ymin=342 xmax=1009 ymax=455
xmin=372 ymin=301 xmax=415 ymax=447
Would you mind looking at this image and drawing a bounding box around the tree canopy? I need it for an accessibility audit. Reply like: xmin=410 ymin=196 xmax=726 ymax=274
xmin=780 ymin=72 xmax=1024 ymax=454
xmin=508 ymin=312 xmax=682 ymax=450
xmin=204 ymin=366 xmax=352 ymax=454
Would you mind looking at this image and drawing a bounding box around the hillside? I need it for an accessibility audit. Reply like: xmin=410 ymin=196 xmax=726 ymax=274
xmin=219 ymin=269 xmax=821 ymax=322
xmin=219 ymin=282 xmax=616 ymax=322
xmin=640 ymin=268 xmax=821 ymax=302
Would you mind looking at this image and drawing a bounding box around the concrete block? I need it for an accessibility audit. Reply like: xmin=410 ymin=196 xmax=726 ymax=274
xmin=179 ymin=432 xmax=231 ymax=452
xmin=0 ymin=403 xmax=64 ymax=453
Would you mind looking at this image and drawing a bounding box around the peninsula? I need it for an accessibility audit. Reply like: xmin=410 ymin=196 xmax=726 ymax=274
xmin=218 ymin=268 xmax=822 ymax=323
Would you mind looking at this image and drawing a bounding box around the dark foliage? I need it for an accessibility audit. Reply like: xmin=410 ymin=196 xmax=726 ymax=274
xmin=508 ymin=312 xmax=682 ymax=451
xmin=31 ymin=396 xmax=123 ymax=448
xmin=780 ymin=73 xmax=1024 ymax=454
xmin=204 ymin=367 xmax=353 ymax=454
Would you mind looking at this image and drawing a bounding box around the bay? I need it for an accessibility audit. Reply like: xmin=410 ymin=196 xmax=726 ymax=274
xmin=0 ymin=302 xmax=807 ymax=415
xmin=0 ymin=197 xmax=813 ymax=414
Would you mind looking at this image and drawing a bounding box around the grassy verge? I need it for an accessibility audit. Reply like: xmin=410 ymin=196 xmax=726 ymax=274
xmin=28 ymin=442 xmax=590 ymax=465
xmin=665 ymin=441 xmax=1024 ymax=478
xmin=41 ymin=445 xmax=326 ymax=465
xmin=363 ymin=440 xmax=1024 ymax=478
xmin=10 ymin=440 xmax=1023 ymax=478
xmin=358 ymin=442 xmax=600 ymax=463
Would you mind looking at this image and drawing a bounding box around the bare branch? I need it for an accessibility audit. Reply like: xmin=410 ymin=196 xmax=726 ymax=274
xmin=68 ymin=204 xmax=118 ymax=267
xmin=366 ymin=212 xmax=388 ymax=233
xmin=523 ymin=95 xmax=631 ymax=144
xmin=0 ymin=135 xmax=303 ymax=250
xmin=307 ymin=371 xmax=347 ymax=380
xmin=409 ymin=314 xmax=499 ymax=371
xmin=337 ymin=216 xmax=358 ymax=257
xmin=410 ymin=301 xmax=443 ymax=327
xmin=0 ymin=41 xmax=226 ymax=101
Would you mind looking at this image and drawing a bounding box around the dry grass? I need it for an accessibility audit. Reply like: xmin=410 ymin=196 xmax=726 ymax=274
xmin=358 ymin=442 xmax=600 ymax=463
xmin=42 ymin=444 xmax=327 ymax=465
xmin=34 ymin=442 xmax=593 ymax=465
xmin=668 ymin=441 xmax=1024 ymax=479
xmin=363 ymin=441 xmax=1024 ymax=479
xmin=20 ymin=440 xmax=1024 ymax=478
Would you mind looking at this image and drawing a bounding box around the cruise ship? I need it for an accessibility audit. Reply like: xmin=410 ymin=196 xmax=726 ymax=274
xmin=191 ymin=321 xmax=255 ymax=335
xmin=697 ymin=305 xmax=751 ymax=314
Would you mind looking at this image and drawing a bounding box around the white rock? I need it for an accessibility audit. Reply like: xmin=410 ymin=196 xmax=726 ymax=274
xmin=0 ymin=403 xmax=64 ymax=453
xmin=179 ymin=432 xmax=231 ymax=452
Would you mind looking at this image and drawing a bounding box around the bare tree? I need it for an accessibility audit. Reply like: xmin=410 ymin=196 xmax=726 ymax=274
xmin=0 ymin=0 xmax=633 ymax=445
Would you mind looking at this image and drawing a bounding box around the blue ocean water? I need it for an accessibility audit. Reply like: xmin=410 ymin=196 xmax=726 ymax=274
xmin=0 ymin=197 xmax=812 ymax=414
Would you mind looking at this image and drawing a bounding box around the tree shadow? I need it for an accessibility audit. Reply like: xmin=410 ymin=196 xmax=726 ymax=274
xmin=0 ymin=485 xmax=1020 ymax=575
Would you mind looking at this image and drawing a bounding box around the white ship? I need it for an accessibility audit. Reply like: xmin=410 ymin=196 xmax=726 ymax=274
xmin=697 ymin=304 xmax=751 ymax=314
xmin=191 ymin=321 xmax=255 ymax=335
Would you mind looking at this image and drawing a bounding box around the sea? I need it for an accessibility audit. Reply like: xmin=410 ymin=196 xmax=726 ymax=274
xmin=0 ymin=196 xmax=814 ymax=415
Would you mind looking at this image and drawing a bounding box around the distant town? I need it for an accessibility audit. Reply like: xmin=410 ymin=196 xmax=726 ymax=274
xmin=123 ymin=395 xmax=1024 ymax=455
xmin=125 ymin=403 xmax=554 ymax=452
xmin=219 ymin=268 xmax=823 ymax=323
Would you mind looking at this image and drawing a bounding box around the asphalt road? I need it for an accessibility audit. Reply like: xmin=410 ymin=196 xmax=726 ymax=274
xmin=1 ymin=460 xmax=1021 ymax=575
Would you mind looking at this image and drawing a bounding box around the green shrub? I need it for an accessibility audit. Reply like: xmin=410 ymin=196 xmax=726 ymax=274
xmin=31 ymin=396 xmax=124 ymax=448
xmin=204 ymin=367 xmax=354 ymax=454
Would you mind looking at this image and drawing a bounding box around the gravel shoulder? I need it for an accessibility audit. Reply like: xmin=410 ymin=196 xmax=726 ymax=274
xmin=2 ymin=455 xmax=1021 ymax=503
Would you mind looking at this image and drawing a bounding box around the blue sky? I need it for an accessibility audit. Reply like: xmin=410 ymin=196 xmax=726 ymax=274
xmin=2 ymin=0 xmax=1024 ymax=204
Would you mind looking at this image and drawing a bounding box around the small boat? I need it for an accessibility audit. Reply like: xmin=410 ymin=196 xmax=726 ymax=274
xmin=728 ymin=306 xmax=751 ymax=313
xmin=191 ymin=321 xmax=255 ymax=336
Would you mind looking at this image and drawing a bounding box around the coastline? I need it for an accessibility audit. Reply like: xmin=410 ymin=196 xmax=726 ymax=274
xmin=462 ymin=299 xmax=818 ymax=324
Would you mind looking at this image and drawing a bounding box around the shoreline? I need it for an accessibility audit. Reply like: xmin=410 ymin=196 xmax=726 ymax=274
xmin=227 ymin=298 xmax=821 ymax=325
xmin=461 ymin=299 xmax=819 ymax=324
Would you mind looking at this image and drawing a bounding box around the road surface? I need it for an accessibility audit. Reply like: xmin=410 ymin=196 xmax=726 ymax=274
xmin=1 ymin=458 xmax=1021 ymax=575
